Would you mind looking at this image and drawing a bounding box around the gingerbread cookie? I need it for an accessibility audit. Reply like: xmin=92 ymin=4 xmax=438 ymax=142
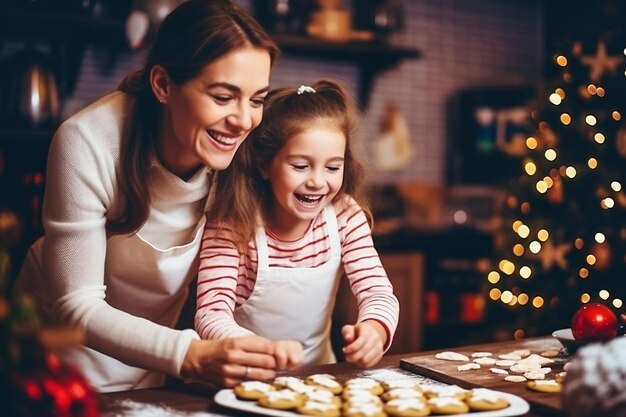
xmin=527 ymin=379 xmax=562 ymax=393
xmin=305 ymin=374 xmax=343 ymax=394
xmin=233 ymin=380 xmax=274 ymax=400
xmin=257 ymin=389 xmax=304 ymax=410
xmin=342 ymin=402 xmax=386 ymax=417
xmin=344 ymin=378 xmax=384 ymax=396
xmin=383 ymin=398 xmax=430 ymax=417
xmin=380 ymin=388 xmax=424 ymax=402
xmin=466 ymin=388 xmax=510 ymax=411
xmin=297 ymin=400 xmax=341 ymax=417
xmin=426 ymin=396 xmax=469 ymax=414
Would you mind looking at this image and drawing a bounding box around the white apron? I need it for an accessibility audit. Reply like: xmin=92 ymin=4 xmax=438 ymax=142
xmin=17 ymin=215 xmax=206 ymax=392
xmin=233 ymin=205 xmax=342 ymax=365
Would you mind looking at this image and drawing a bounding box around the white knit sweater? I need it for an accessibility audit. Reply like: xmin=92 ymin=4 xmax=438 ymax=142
xmin=15 ymin=91 xmax=211 ymax=392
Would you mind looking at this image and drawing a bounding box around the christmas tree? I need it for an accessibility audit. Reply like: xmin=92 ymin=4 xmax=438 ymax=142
xmin=487 ymin=1 xmax=626 ymax=338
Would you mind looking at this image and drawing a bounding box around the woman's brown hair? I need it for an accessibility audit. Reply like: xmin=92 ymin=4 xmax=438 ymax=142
xmin=108 ymin=0 xmax=279 ymax=234
xmin=208 ymin=79 xmax=369 ymax=251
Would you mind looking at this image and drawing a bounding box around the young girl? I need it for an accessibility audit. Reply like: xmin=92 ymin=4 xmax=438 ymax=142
xmin=195 ymin=79 xmax=399 ymax=369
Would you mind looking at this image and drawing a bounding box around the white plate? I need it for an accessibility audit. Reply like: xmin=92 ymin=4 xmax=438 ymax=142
xmin=214 ymin=388 xmax=530 ymax=417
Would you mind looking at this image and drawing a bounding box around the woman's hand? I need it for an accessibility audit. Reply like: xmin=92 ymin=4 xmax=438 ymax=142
xmin=273 ymin=340 xmax=304 ymax=370
xmin=181 ymin=335 xmax=277 ymax=387
xmin=341 ymin=320 xmax=386 ymax=368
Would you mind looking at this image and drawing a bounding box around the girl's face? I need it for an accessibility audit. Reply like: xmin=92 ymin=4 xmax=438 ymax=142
xmin=265 ymin=124 xmax=346 ymax=240
xmin=158 ymin=47 xmax=271 ymax=178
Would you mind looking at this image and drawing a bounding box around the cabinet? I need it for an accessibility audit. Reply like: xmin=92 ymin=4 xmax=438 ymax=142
xmin=332 ymin=252 xmax=424 ymax=357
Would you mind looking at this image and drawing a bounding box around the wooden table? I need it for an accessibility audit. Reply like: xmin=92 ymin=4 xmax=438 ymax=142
xmin=98 ymin=337 xmax=567 ymax=417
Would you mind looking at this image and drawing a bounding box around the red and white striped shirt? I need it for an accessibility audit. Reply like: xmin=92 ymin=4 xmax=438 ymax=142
xmin=195 ymin=198 xmax=399 ymax=349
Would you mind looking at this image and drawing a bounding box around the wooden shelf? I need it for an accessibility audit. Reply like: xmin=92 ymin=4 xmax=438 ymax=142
xmin=271 ymin=33 xmax=420 ymax=107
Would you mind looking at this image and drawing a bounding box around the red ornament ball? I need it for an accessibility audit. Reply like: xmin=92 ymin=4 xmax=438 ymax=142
xmin=571 ymin=303 xmax=617 ymax=341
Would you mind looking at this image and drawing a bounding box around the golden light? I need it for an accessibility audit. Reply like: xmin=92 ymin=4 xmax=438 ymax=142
xmin=581 ymin=293 xmax=591 ymax=303
xmin=594 ymin=133 xmax=605 ymax=144
xmin=555 ymin=88 xmax=565 ymax=98
xmin=524 ymin=161 xmax=537 ymax=175
xmin=601 ymin=197 xmax=615 ymax=209
xmin=518 ymin=293 xmax=529 ymax=305
xmin=537 ymin=229 xmax=549 ymax=241
xmin=529 ymin=240 xmax=541 ymax=253
xmin=517 ymin=224 xmax=530 ymax=238
xmin=556 ymin=55 xmax=567 ymax=66
xmin=545 ymin=149 xmax=557 ymax=161
xmin=599 ymin=290 xmax=609 ymax=300
xmin=487 ymin=271 xmax=501 ymax=284
xmin=536 ymin=181 xmax=548 ymax=193
xmin=560 ymin=113 xmax=571 ymax=125
xmin=544 ymin=176 xmax=554 ymax=187
xmin=596 ymin=87 xmax=605 ymax=97
xmin=520 ymin=202 xmax=531 ymax=214
xmin=489 ymin=288 xmax=502 ymax=300
xmin=501 ymin=291 xmax=514 ymax=304
xmin=588 ymin=158 xmax=598 ymax=169
xmin=579 ymin=268 xmax=589 ymax=278
xmin=514 ymin=329 xmax=525 ymax=340
xmin=613 ymin=111 xmax=622 ymax=121
xmin=520 ymin=266 xmax=531 ymax=279
xmin=585 ymin=115 xmax=597 ymax=126
xmin=595 ymin=232 xmax=606 ymax=243
xmin=532 ymin=296 xmax=544 ymax=308
xmin=587 ymin=254 xmax=597 ymax=265
xmin=587 ymin=84 xmax=597 ymax=94
xmin=549 ymin=93 xmax=562 ymax=105
xmin=575 ymin=237 xmax=584 ymax=249
xmin=512 ymin=220 xmax=523 ymax=232
xmin=526 ymin=136 xmax=538 ymax=149
xmin=500 ymin=260 xmax=515 ymax=275
xmin=565 ymin=166 xmax=577 ymax=178
xmin=612 ymin=181 xmax=622 ymax=192
xmin=614 ymin=299 xmax=623 ymax=309
xmin=513 ymin=244 xmax=525 ymax=256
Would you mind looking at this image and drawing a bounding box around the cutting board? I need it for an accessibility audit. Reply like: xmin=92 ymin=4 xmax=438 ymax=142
xmin=400 ymin=337 xmax=567 ymax=416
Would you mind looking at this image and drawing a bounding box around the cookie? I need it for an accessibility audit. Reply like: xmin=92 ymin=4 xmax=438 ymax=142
xmin=422 ymin=384 xmax=469 ymax=400
xmin=466 ymin=388 xmax=510 ymax=411
xmin=305 ymin=374 xmax=343 ymax=394
xmin=258 ymin=389 xmax=304 ymax=410
xmin=457 ymin=362 xmax=480 ymax=371
xmin=297 ymin=400 xmax=341 ymax=417
xmin=233 ymin=380 xmax=275 ymax=400
xmin=344 ymin=378 xmax=384 ymax=396
xmin=342 ymin=402 xmax=386 ymax=417
xmin=304 ymin=388 xmax=342 ymax=406
xmin=380 ymin=388 xmax=424 ymax=402
xmin=504 ymin=375 xmax=527 ymax=382
xmin=384 ymin=398 xmax=430 ymax=417
xmin=555 ymin=371 xmax=567 ymax=384
xmin=380 ymin=379 xmax=422 ymax=392
xmin=342 ymin=388 xmax=383 ymax=405
xmin=527 ymin=379 xmax=562 ymax=393
xmin=470 ymin=351 xmax=493 ymax=358
xmin=426 ymin=396 xmax=469 ymax=414
xmin=473 ymin=357 xmax=496 ymax=365
xmin=435 ymin=351 xmax=469 ymax=361
xmin=273 ymin=376 xmax=308 ymax=392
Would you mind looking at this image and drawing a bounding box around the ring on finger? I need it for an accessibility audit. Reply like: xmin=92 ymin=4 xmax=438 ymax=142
xmin=244 ymin=365 xmax=250 ymax=379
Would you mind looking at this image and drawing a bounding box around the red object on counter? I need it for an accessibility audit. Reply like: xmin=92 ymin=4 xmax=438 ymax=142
xmin=571 ymin=303 xmax=618 ymax=342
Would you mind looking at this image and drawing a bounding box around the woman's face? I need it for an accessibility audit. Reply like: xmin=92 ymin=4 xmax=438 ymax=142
xmin=158 ymin=47 xmax=271 ymax=178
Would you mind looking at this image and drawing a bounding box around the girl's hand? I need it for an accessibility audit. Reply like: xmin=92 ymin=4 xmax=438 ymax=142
xmin=181 ymin=336 xmax=277 ymax=387
xmin=341 ymin=321 xmax=386 ymax=368
xmin=273 ymin=340 xmax=304 ymax=370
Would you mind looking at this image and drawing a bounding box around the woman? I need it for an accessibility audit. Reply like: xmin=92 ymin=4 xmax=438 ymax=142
xmin=13 ymin=0 xmax=280 ymax=392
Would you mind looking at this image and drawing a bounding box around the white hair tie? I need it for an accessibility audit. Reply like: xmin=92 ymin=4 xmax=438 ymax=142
xmin=297 ymin=85 xmax=316 ymax=95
